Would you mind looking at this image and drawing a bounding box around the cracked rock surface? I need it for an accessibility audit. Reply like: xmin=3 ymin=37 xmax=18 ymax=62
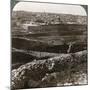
xmin=11 ymin=50 xmax=87 ymax=89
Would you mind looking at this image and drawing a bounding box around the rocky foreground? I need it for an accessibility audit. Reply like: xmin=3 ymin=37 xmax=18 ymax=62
xmin=12 ymin=50 xmax=87 ymax=89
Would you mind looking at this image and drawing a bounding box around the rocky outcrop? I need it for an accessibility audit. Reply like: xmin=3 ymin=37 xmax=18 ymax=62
xmin=11 ymin=50 xmax=87 ymax=89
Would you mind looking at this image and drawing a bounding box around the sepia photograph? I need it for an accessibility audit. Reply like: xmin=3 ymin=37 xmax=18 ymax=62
xmin=11 ymin=1 xmax=88 ymax=89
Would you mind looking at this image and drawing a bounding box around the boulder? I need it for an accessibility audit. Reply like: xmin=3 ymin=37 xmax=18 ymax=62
xmin=11 ymin=50 xmax=87 ymax=89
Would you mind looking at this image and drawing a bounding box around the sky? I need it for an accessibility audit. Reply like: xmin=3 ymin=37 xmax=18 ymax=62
xmin=13 ymin=2 xmax=87 ymax=16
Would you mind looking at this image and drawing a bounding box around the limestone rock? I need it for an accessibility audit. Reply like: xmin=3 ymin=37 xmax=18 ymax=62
xmin=11 ymin=50 xmax=87 ymax=89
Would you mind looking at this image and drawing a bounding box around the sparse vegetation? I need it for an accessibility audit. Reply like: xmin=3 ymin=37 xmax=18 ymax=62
xmin=11 ymin=11 xmax=87 ymax=89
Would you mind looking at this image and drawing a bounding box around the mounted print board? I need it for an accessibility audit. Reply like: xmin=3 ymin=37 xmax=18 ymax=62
xmin=11 ymin=0 xmax=88 ymax=89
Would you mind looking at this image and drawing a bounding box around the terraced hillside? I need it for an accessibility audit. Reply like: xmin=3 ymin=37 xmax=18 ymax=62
xmin=11 ymin=11 xmax=87 ymax=89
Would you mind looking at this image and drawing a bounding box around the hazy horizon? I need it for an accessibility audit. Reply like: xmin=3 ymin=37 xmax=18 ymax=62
xmin=13 ymin=2 xmax=87 ymax=16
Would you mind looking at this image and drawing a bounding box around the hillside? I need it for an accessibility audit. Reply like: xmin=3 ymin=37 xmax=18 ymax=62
xmin=12 ymin=11 xmax=87 ymax=25
xmin=11 ymin=10 xmax=87 ymax=89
